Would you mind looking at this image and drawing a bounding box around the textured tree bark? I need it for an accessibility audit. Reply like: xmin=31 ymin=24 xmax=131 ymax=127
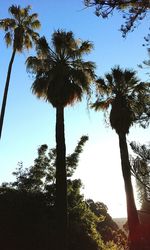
xmin=55 ymin=106 xmax=68 ymax=250
xmin=0 ymin=48 xmax=16 ymax=139
xmin=118 ymin=133 xmax=144 ymax=250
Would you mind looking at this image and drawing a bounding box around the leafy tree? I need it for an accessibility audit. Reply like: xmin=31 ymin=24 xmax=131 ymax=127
xmin=0 ymin=137 xmax=126 ymax=250
xmin=11 ymin=144 xmax=52 ymax=192
xmin=130 ymin=142 xmax=150 ymax=209
xmin=92 ymin=66 xmax=150 ymax=249
xmin=0 ymin=188 xmax=51 ymax=250
xmin=68 ymin=188 xmax=106 ymax=250
xmin=87 ymin=199 xmax=127 ymax=248
xmin=7 ymin=136 xmax=88 ymax=192
xmin=130 ymin=142 xmax=150 ymax=248
xmin=84 ymin=0 xmax=150 ymax=37
xmin=0 ymin=5 xmax=41 ymax=139
xmin=26 ymin=30 xmax=96 ymax=250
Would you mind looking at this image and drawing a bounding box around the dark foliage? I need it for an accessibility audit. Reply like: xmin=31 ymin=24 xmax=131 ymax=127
xmin=87 ymin=199 xmax=127 ymax=248
xmin=0 ymin=139 xmax=127 ymax=250
xmin=130 ymin=142 xmax=150 ymax=203
xmin=84 ymin=0 xmax=150 ymax=37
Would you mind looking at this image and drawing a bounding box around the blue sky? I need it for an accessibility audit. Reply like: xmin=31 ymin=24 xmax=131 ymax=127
xmin=0 ymin=0 xmax=149 ymax=217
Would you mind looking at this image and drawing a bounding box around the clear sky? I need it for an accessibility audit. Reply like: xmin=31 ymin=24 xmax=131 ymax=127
xmin=0 ymin=0 xmax=149 ymax=218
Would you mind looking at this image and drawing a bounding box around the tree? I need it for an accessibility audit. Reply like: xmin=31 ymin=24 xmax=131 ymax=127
xmin=139 ymin=48 xmax=150 ymax=77
xmin=26 ymin=32 xmax=95 ymax=249
xmin=10 ymin=145 xmax=52 ymax=192
xmin=92 ymin=66 xmax=150 ymax=249
xmin=0 ymin=5 xmax=41 ymax=139
xmin=130 ymin=142 xmax=150 ymax=248
xmin=87 ymin=199 xmax=127 ymax=248
xmin=7 ymin=136 xmax=89 ymax=193
xmin=130 ymin=142 xmax=150 ymax=209
xmin=84 ymin=0 xmax=150 ymax=37
xmin=1 ymin=137 xmax=126 ymax=250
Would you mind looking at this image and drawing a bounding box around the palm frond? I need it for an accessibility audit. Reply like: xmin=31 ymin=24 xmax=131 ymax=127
xmin=134 ymin=82 xmax=150 ymax=94
xmin=63 ymin=82 xmax=83 ymax=106
xmin=91 ymin=99 xmax=112 ymax=111
xmin=30 ymin=20 xmax=41 ymax=29
xmin=70 ymin=69 xmax=90 ymax=92
xmin=25 ymin=28 xmax=39 ymax=44
xmin=69 ymin=62 xmax=95 ymax=94
xmin=8 ymin=5 xmax=22 ymax=20
xmin=105 ymin=73 xmax=114 ymax=87
xmin=78 ymin=41 xmax=94 ymax=55
xmin=35 ymin=36 xmax=50 ymax=58
xmin=31 ymin=77 xmax=48 ymax=99
xmin=124 ymin=69 xmax=137 ymax=83
xmin=0 ymin=18 xmax=16 ymax=30
xmin=52 ymin=30 xmax=79 ymax=59
xmin=26 ymin=56 xmax=42 ymax=74
xmin=96 ymin=77 xmax=111 ymax=95
xmin=72 ymin=60 xmax=96 ymax=78
xmin=4 ymin=32 xmax=12 ymax=46
xmin=24 ymin=34 xmax=32 ymax=49
xmin=23 ymin=5 xmax=31 ymax=16
xmin=111 ymin=66 xmax=123 ymax=86
xmin=27 ymin=13 xmax=38 ymax=22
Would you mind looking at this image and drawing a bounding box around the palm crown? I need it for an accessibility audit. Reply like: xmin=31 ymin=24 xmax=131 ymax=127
xmin=92 ymin=66 xmax=150 ymax=134
xmin=26 ymin=30 xmax=96 ymax=107
xmin=0 ymin=5 xmax=41 ymax=51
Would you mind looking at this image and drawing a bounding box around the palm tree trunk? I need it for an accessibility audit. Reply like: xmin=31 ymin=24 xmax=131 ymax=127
xmin=118 ymin=133 xmax=143 ymax=250
xmin=55 ymin=106 xmax=67 ymax=250
xmin=0 ymin=48 xmax=16 ymax=139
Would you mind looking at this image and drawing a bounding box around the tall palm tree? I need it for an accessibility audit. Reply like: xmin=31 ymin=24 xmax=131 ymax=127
xmin=26 ymin=30 xmax=96 ymax=250
xmin=92 ymin=66 xmax=150 ymax=250
xmin=0 ymin=5 xmax=40 ymax=139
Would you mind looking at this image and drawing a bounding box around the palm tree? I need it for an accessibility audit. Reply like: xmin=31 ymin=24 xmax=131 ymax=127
xmin=92 ymin=66 xmax=150 ymax=250
xmin=0 ymin=5 xmax=40 ymax=139
xmin=26 ymin=30 xmax=96 ymax=250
